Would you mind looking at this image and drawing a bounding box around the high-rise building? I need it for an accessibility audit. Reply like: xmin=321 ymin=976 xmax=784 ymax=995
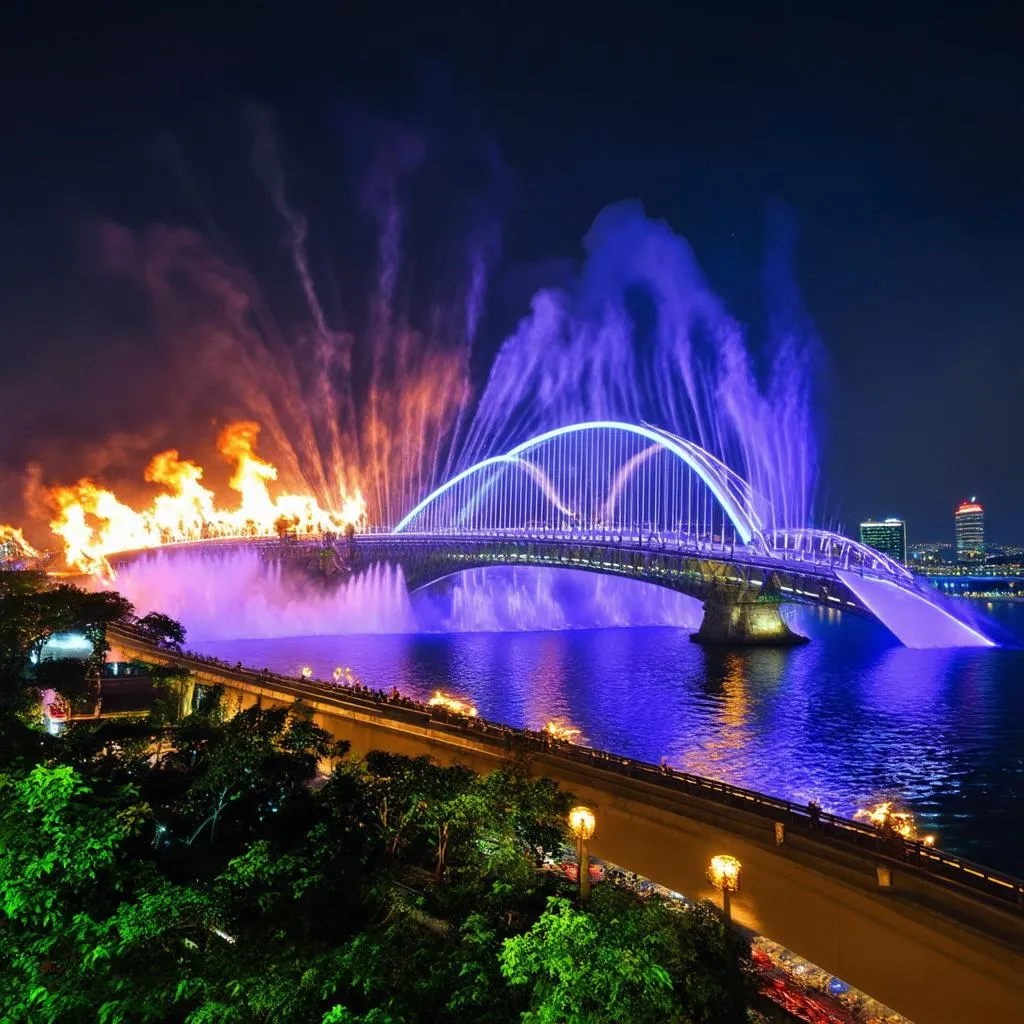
xmin=955 ymin=499 xmax=984 ymax=561
xmin=859 ymin=518 xmax=907 ymax=564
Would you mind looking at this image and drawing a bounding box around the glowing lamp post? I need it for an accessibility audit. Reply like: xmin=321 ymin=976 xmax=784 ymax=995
xmin=707 ymin=854 xmax=742 ymax=921
xmin=568 ymin=805 xmax=597 ymax=903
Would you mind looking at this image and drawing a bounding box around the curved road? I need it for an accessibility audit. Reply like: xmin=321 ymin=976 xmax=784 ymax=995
xmin=109 ymin=625 xmax=1024 ymax=1023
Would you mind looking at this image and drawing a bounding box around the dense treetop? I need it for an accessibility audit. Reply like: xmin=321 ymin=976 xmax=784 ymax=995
xmin=0 ymin=572 xmax=753 ymax=1023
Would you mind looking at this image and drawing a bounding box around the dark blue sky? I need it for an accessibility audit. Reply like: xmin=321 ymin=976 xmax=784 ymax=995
xmin=1 ymin=3 xmax=1022 ymax=542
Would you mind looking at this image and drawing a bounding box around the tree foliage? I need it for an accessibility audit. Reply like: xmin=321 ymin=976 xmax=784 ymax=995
xmin=0 ymin=573 xmax=134 ymax=687
xmin=0 ymin=587 xmax=751 ymax=1023
xmin=500 ymin=893 xmax=677 ymax=1024
xmin=136 ymin=611 xmax=187 ymax=650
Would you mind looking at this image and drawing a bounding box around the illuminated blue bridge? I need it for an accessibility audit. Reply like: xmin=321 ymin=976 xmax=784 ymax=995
xmin=109 ymin=420 xmax=993 ymax=647
xmin=344 ymin=421 xmax=993 ymax=648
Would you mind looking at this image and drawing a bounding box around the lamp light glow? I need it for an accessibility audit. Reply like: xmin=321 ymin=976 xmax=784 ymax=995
xmin=568 ymin=805 xmax=596 ymax=839
xmin=707 ymin=854 xmax=742 ymax=893
xmin=568 ymin=806 xmax=597 ymax=903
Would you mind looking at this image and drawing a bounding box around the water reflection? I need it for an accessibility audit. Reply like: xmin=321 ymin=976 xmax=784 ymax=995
xmin=678 ymin=651 xmax=751 ymax=782
xmin=193 ymin=606 xmax=1024 ymax=873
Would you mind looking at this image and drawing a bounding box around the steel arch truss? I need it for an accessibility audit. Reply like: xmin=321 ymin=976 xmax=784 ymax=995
xmin=393 ymin=420 xmax=768 ymax=550
xmin=764 ymin=528 xmax=915 ymax=584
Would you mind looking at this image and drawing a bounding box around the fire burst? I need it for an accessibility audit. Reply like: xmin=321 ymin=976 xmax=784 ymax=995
xmin=854 ymin=801 xmax=935 ymax=845
xmin=43 ymin=421 xmax=366 ymax=577
xmin=427 ymin=690 xmax=478 ymax=717
xmin=0 ymin=525 xmax=41 ymax=562
xmin=544 ymin=720 xmax=581 ymax=743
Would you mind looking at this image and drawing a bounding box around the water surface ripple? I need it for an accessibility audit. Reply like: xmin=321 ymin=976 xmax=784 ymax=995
xmin=193 ymin=603 xmax=1024 ymax=874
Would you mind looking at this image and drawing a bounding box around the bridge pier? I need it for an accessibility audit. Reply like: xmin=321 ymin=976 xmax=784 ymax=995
xmin=692 ymin=591 xmax=808 ymax=646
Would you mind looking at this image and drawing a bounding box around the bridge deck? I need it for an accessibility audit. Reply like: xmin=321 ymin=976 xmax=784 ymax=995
xmin=110 ymin=626 xmax=1024 ymax=1022
xmin=107 ymin=625 xmax=1021 ymax=913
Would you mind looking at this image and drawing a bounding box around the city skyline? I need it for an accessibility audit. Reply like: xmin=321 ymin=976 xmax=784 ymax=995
xmin=860 ymin=495 xmax=1024 ymax=551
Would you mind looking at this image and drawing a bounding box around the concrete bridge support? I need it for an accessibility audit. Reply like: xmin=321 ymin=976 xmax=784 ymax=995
xmin=692 ymin=590 xmax=808 ymax=646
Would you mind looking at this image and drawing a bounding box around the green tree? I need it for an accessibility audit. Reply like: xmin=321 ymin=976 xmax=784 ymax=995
xmin=473 ymin=770 xmax=571 ymax=874
xmin=0 ymin=583 xmax=133 ymax=685
xmin=136 ymin=611 xmax=187 ymax=650
xmin=443 ymin=912 xmax=518 ymax=1023
xmin=322 ymin=1007 xmax=401 ymax=1024
xmin=418 ymin=764 xmax=479 ymax=879
xmin=142 ymin=663 xmax=195 ymax=762
xmin=73 ymin=589 xmax=135 ymax=674
xmin=0 ymin=765 xmax=149 ymax=1022
xmin=500 ymin=893 xmax=680 ymax=1024
xmin=175 ymin=704 xmax=336 ymax=853
xmin=650 ymin=897 xmax=752 ymax=1024
xmin=93 ymin=878 xmax=218 ymax=1021
xmin=360 ymin=752 xmax=438 ymax=860
xmin=0 ymin=569 xmax=48 ymax=598
xmin=0 ymin=586 xmax=73 ymax=680
xmin=36 ymin=656 xmax=97 ymax=715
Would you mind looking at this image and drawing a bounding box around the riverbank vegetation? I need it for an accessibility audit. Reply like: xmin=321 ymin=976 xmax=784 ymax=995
xmin=0 ymin=571 xmax=753 ymax=1023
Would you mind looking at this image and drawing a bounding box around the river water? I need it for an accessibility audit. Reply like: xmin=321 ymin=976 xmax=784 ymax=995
xmin=183 ymin=573 xmax=1024 ymax=875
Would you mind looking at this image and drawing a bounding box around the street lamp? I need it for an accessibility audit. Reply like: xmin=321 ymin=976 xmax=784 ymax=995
xmin=568 ymin=805 xmax=596 ymax=903
xmin=707 ymin=854 xmax=742 ymax=921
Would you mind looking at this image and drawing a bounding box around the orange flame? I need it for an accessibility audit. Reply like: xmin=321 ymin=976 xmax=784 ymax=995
xmin=544 ymin=720 xmax=581 ymax=743
xmin=427 ymin=690 xmax=478 ymax=717
xmin=45 ymin=420 xmax=366 ymax=577
xmin=854 ymin=801 xmax=935 ymax=844
xmin=0 ymin=524 xmax=41 ymax=560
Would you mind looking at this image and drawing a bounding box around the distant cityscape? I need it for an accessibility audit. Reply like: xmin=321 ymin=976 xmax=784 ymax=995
xmin=859 ymin=499 xmax=1024 ymax=600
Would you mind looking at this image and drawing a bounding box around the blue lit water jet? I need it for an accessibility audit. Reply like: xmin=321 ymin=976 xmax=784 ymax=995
xmin=111 ymin=548 xmax=703 ymax=642
xmin=459 ymin=201 xmax=820 ymax=533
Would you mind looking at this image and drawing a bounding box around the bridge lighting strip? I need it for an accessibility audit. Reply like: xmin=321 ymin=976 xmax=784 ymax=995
xmin=392 ymin=420 xmax=758 ymax=543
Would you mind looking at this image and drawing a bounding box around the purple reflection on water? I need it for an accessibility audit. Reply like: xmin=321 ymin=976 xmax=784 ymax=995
xmin=191 ymin=596 xmax=1024 ymax=874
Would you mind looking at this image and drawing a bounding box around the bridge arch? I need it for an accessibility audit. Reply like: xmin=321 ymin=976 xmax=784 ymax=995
xmin=393 ymin=421 xmax=767 ymax=549
xmin=764 ymin=528 xmax=915 ymax=583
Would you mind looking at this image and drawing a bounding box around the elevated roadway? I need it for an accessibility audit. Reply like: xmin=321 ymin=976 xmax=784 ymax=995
xmin=110 ymin=626 xmax=1024 ymax=1023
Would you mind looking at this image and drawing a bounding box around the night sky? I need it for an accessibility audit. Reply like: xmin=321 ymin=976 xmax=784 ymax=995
xmin=1 ymin=4 xmax=1022 ymax=544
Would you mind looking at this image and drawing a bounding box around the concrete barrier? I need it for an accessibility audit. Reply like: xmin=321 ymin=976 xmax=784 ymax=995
xmin=111 ymin=628 xmax=1024 ymax=1023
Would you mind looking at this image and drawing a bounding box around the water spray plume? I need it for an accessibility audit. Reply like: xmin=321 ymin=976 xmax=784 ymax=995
xmin=45 ymin=420 xmax=367 ymax=577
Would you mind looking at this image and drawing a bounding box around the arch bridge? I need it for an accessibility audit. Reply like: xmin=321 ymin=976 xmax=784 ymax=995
xmin=344 ymin=421 xmax=992 ymax=648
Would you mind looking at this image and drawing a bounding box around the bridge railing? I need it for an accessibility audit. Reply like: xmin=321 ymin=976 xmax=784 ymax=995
xmin=109 ymin=625 xmax=1024 ymax=912
xmin=552 ymin=741 xmax=1024 ymax=905
xmin=107 ymin=525 xmax=919 ymax=589
xmin=366 ymin=527 xmax=912 ymax=586
xmin=426 ymin=715 xmax=1024 ymax=910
